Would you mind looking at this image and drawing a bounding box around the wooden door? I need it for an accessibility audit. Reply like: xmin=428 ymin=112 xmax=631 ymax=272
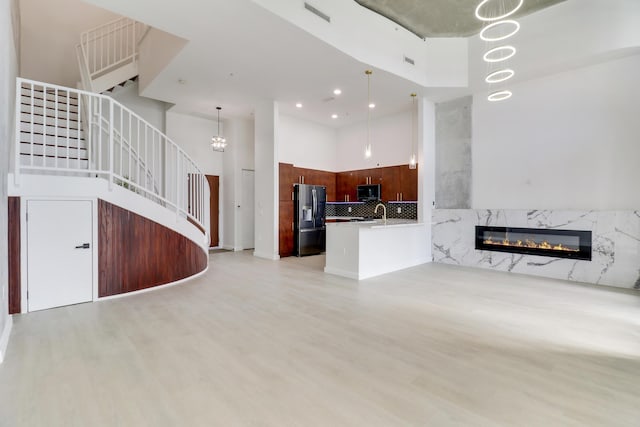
xmin=27 ymin=200 xmax=93 ymax=312
xmin=206 ymin=175 xmax=220 ymax=247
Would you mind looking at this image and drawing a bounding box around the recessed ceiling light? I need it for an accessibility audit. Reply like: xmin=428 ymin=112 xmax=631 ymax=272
xmin=333 ymin=88 xmax=342 ymax=95
xmin=295 ymin=103 xmax=303 ymax=108
xmin=331 ymin=114 xmax=338 ymax=119
xmin=369 ymin=103 xmax=376 ymax=109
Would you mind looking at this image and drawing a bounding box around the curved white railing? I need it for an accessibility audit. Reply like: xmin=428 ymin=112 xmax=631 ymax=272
xmin=15 ymin=77 xmax=210 ymax=235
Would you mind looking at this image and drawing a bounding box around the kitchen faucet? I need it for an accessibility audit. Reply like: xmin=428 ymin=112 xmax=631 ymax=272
xmin=374 ymin=203 xmax=387 ymax=224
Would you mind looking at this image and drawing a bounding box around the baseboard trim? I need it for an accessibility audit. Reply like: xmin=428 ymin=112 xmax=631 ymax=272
xmin=97 ymin=265 xmax=209 ymax=302
xmin=253 ymin=250 xmax=280 ymax=260
xmin=323 ymin=266 xmax=359 ymax=280
xmin=0 ymin=315 xmax=14 ymax=364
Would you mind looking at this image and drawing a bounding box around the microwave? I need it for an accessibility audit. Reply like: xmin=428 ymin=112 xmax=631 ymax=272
xmin=357 ymin=184 xmax=381 ymax=201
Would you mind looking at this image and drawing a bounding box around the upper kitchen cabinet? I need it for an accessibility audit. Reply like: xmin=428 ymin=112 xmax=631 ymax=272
xmin=316 ymin=170 xmax=337 ymax=202
xmin=380 ymin=166 xmax=400 ymax=202
xmin=336 ymin=171 xmax=358 ymax=202
xmin=281 ymin=164 xmax=337 ymax=201
xmin=399 ymin=164 xmax=418 ymax=201
xmin=279 ymin=163 xmax=295 ymax=201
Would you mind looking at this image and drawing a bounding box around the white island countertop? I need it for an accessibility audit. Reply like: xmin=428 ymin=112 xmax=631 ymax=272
xmin=324 ymin=219 xmax=429 ymax=280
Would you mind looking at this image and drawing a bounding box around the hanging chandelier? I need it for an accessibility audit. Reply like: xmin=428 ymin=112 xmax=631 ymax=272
xmin=364 ymin=69 xmax=373 ymax=159
xmin=211 ymin=106 xmax=227 ymax=152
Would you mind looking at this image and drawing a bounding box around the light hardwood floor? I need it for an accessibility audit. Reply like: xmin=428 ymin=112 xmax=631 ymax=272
xmin=1 ymin=251 xmax=639 ymax=426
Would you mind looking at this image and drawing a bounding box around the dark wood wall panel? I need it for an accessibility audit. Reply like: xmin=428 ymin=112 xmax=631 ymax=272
xmin=8 ymin=197 xmax=21 ymax=314
xmin=98 ymin=200 xmax=208 ymax=297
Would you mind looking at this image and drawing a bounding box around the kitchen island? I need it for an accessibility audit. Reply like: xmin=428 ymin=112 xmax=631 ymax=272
xmin=324 ymin=219 xmax=429 ymax=280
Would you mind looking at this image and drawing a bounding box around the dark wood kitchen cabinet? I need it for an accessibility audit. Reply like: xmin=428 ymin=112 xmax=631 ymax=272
xmin=316 ymin=170 xmax=337 ymax=201
xmin=399 ymin=164 xmax=418 ymax=201
xmin=336 ymin=170 xmax=358 ymax=202
xmin=278 ymin=163 xmax=337 ymax=256
xmin=279 ymin=163 xmax=295 ymax=201
xmin=380 ymin=166 xmax=400 ymax=202
xmin=279 ymin=200 xmax=294 ymax=257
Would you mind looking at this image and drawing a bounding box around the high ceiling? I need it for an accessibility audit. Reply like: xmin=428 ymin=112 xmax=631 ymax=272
xmin=73 ymin=0 xmax=581 ymax=127
xmin=354 ymin=0 xmax=565 ymax=38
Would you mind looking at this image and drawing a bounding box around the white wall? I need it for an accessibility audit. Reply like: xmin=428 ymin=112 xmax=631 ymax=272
xmin=138 ymin=27 xmax=187 ymax=93
xmin=253 ymin=100 xmax=278 ymax=260
xmin=472 ymin=53 xmax=640 ymax=210
xmin=109 ymin=82 xmax=167 ymax=132
xmin=0 ymin=0 xmax=19 ymax=363
xmin=223 ymin=117 xmax=254 ymax=251
xmin=278 ymin=114 xmax=337 ymax=171
xmin=253 ymin=0 xmax=468 ymax=88
xmin=336 ymin=109 xmax=413 ymax=171
xmin=20 ymin=0 xmax=118 ymax=87
xmin=166 ymin=111 xmax=225 ymax=244
xmin=166 ymin=111 xmax=223 ymax=176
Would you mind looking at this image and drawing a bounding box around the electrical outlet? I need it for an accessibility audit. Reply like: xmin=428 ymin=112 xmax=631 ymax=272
xmin=348 ymin=207 xmax=352 ymax=213
xmin=397 ymin=207 xmax=402 ymax=213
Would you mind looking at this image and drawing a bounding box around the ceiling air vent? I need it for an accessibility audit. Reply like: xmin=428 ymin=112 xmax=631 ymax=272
xmin=304 ymin=2 xmax=331 ymax=23
xmin=404 ymin=55 xmax=415 ymax=66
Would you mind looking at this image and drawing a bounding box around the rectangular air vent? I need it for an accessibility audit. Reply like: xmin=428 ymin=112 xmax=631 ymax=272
xmin=404 ymin=55 xmax=415 ymax=65
xmin=304 ymin=2 xmax=331 ymax=23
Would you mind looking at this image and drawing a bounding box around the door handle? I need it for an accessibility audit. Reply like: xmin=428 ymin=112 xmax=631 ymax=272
xmin=75 ymin=243 xmax=90 ymax=249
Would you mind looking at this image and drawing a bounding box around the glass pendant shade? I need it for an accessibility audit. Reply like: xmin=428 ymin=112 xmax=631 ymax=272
xmin=211 ymin=106 xmax=227 ymax=152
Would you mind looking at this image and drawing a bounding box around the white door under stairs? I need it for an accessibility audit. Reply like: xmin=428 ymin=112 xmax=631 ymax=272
xmin=27 ymin=200 xmax=94 ymax=312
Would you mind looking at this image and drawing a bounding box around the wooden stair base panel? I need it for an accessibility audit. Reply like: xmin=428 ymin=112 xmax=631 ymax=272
xmin=98 ymin=200 xmax=207 ymax=297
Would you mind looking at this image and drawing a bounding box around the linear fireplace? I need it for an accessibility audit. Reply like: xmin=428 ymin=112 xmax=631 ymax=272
xmin=475 ymin=226 xmax=592 ymax=260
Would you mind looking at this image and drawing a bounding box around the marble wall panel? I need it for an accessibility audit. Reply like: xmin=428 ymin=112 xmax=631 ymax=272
xmin=432 ymin=209 xmax=640 ymax=289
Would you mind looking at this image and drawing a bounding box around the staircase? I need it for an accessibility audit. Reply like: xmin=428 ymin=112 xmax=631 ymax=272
xmin=18 ymin=83 xmax=89 ymax=171
xmin=76 ymin=17 xmax=146 ymax=93
xmin=14 ymin=15 xmax=210 ymax=237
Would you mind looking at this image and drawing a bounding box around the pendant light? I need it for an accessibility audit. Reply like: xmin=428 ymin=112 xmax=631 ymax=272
xmin=211 ymin=106 xmax=227 ymax=152
xmin=364 ymin=70 xmax=373 ymax=159
xmin=409 ymin=93 xmax=417 ymax=169
xmin=476 ymin=0 xmax=522 ymax=102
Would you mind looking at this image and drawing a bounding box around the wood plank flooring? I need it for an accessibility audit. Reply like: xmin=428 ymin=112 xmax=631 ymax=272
xmin=0 ymin=251 xmax=639 ymax=426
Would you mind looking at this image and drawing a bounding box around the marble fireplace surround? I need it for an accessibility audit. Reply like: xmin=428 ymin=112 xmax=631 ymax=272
xmin=432 ymin=209 xmax=640 ymax=289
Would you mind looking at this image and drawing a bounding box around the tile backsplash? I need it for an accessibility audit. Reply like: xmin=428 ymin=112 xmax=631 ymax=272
xmin=326 ymin=201 xmax=417 ymax=220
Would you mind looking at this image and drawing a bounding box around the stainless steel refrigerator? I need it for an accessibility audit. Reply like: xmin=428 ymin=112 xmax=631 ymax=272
xmin=294 ymin=183 xmax=326 ymax=256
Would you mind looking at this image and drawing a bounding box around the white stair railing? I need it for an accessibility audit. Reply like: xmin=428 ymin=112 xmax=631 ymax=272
xmin=15 ymin=78 xmax=210 ymax=235
xmin=79 ymin=17 xmax=145 ymax=83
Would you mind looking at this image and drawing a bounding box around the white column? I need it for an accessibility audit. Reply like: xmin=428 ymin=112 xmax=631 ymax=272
xmin=418 ymin=97 xmax=436 ymax=261
xmin=253 ymin=100 xmax=279 ymax=260
xmin=222 ymin=119 xmax=238 ymax=250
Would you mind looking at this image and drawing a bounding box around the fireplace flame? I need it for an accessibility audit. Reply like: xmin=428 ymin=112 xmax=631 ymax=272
xmin=483 ymin=236 xmax=579 ymax=252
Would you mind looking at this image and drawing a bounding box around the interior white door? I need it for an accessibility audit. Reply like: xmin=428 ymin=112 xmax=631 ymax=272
xmin=27 ymin=200 xmax=93 ymax=312
xmin=241 ymin=169 xmax=255 ymax=249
